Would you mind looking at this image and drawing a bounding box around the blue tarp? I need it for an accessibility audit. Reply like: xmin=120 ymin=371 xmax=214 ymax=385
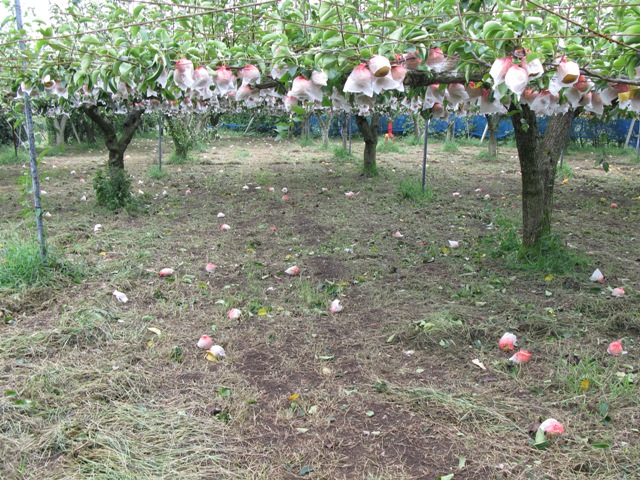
xmin=222 ymin=115 xmax=640 ymax=146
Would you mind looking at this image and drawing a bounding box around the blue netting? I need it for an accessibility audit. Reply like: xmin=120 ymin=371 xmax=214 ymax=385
xmin=467 ymin=116 xmax=514 ymax=139
xmin=222 ymin=114 xmax=640 ymax=147
xmin=220 ymin=122 xmax=246 ymax=131
xmin=571 ymin=117 xmax=639 ymax=144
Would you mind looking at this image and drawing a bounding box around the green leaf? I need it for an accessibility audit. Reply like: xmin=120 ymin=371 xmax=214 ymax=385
xmin=80 ymin=35 xmax=101 ymax=45
xmin=590 ymin=442 xmax=610 ymax=449
xmin=533 ymin=428 xmax=549 ymax=449
xmin=133 ymin=4 xmax=144 ymax=19
xmin=81 ymin=54 xmax=92 ymax=72
xmin=291 ymin=105 xmax=307 ymax=115
xmin=525 ymin=17 xmax=543 ymax=28
xmin=438 ymin=475 xmax=455 ymax=480
xmin=299 ymin=466 xmax=313 ymax=476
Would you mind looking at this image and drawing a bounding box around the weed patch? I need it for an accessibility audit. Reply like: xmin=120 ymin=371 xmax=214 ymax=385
xmin=0 ymin=228 xmax=80 ymax=290
xmin=0 ymin=146 xmax=29 ymax=165
xmin=398 ymin=178 xmax=434 ymax=203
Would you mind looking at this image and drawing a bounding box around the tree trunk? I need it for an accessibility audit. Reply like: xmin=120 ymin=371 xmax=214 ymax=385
xmin=486 ymin=114 xmax=502 ymax=156
xmin=446 ymin=118 xmax=454 ymax=142
xmin=82 ymin=117 xmax=96 ymax=143
xmin=302 ymin=113 xmax=312 ymax=140
xmin=341 ymin=114 xmax=348 ymax=149
xmin=355 ymin=113 xmax=380 ymax=176
xmin=53 ymin=114 xmax=68 ymax=146
xmin=9 ymin=119 xmax=19 ymax=157
xmin=540 ymin=111 xmax=574 ymax=232
xmin=209 ymin=111 xmax=222 ymax=138
xmin=165 ymin=114 xmax=193 ymax=160
xmin=316 ymin=112 xmax=333 ymax=149
xmin=70 ymin=116 xmax=82 ymax=144
xmin=81 ymin=105 xmax=145 ymax=170
xmin=510 ymin=104 xmax=573 ymax=249
xmin=412 ymin=114 xmax=423 ymax=141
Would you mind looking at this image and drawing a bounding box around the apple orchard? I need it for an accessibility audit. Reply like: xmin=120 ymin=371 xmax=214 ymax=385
xmin=2 ymin=0 xmax=640 ymax=249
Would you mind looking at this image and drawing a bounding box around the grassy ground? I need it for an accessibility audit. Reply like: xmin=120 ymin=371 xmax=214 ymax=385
xmin=1 ymin=134 xmax=639 ymax=479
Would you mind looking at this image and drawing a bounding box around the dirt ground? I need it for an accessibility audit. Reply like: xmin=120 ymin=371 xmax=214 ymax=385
xmin=1 ymin=133 xmax=639 ymax=479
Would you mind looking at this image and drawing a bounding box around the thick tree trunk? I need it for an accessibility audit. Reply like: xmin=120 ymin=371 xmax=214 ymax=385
xmin=53 ymin=114 xmax=68 ymax=146
xmin=82 ymin=117 xmax=96 ymax=143
xmin=355 ymin=113 xmax=380 ymax=176
xmin=412 ymin=114 xmax=423 ymax=141
xmin=510 ymin=104 xmax=574 ymax=248
xmin=540 ymin=111 xmax=574 ymax=231
xmin=81 ymin=105 xmax=145 ymax=170
xmin=486 ymin=114 xmax=502 ymax=156
xmin=510 ymin=104 xmax=542 ymax=248
xmin=316 ymin=112 xmax=333 ymax=149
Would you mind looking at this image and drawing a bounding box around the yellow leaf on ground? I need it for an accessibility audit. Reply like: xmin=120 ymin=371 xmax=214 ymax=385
xmin=147 ymin=327 xmax=162 ymax=336
xmin=205 ymin=352 xmax=219 ymax=362
xmin=545 ymin=274 xmax=554 ymax=282
xmin=580 ymin=379 xmax=590 ymax=392
xmin=288 ymin=393 xmax=299 ymax=402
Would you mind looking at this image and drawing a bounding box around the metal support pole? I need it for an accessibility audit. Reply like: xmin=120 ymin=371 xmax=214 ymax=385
xmin=348 ymin=114 xmax=352 ymax=156
xmin=15 ymin=0 xmax=46 ymax=257
xmin=421 ymin=119 xmax=429 ymax=193
xmin=635 ymin=119 xmax=640 ymax=161
xmin=158 ymin=112 xmax=163 ymax=171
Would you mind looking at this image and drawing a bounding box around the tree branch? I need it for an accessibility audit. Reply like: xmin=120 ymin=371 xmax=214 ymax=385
xmin=406 ymin=70 xmax=485 ymax=88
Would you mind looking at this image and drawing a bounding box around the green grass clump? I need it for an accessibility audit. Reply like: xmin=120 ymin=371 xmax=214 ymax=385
xmin=442 ymin=141 xmax=460 ymax=153
xmin=94 ymin=167 xmax=138 ymax=211
xmin=402 ymin=135 xmax=424 ymax=147
xmin=148 ymin=165 xmax=166 ymax=179
xmin=556 ymin=162 xmax=574 ymax=178
xmin=234 ymin=150 xmax=251 ymax=160
xmin=167 ymin=151 xmax=195 ymax=164
xmin=398 ymin=178 xmax=434 ymax=203
xmin=484 ymin=216 xmax=588 ymax=275
xmin=0 ymin=146 xmax=30 ymax=165
xmin=476 ymin=150 xmax=498 ymax=161
xmin=0 ymin=229 xmax=78 ymax=290
xmin=332 ymin=145 xmax=352 ymax=162
xmin=297 ymin=136 xmax=315 ymax=147
xmin=377 ymin=140 xmax=404 ymax=153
